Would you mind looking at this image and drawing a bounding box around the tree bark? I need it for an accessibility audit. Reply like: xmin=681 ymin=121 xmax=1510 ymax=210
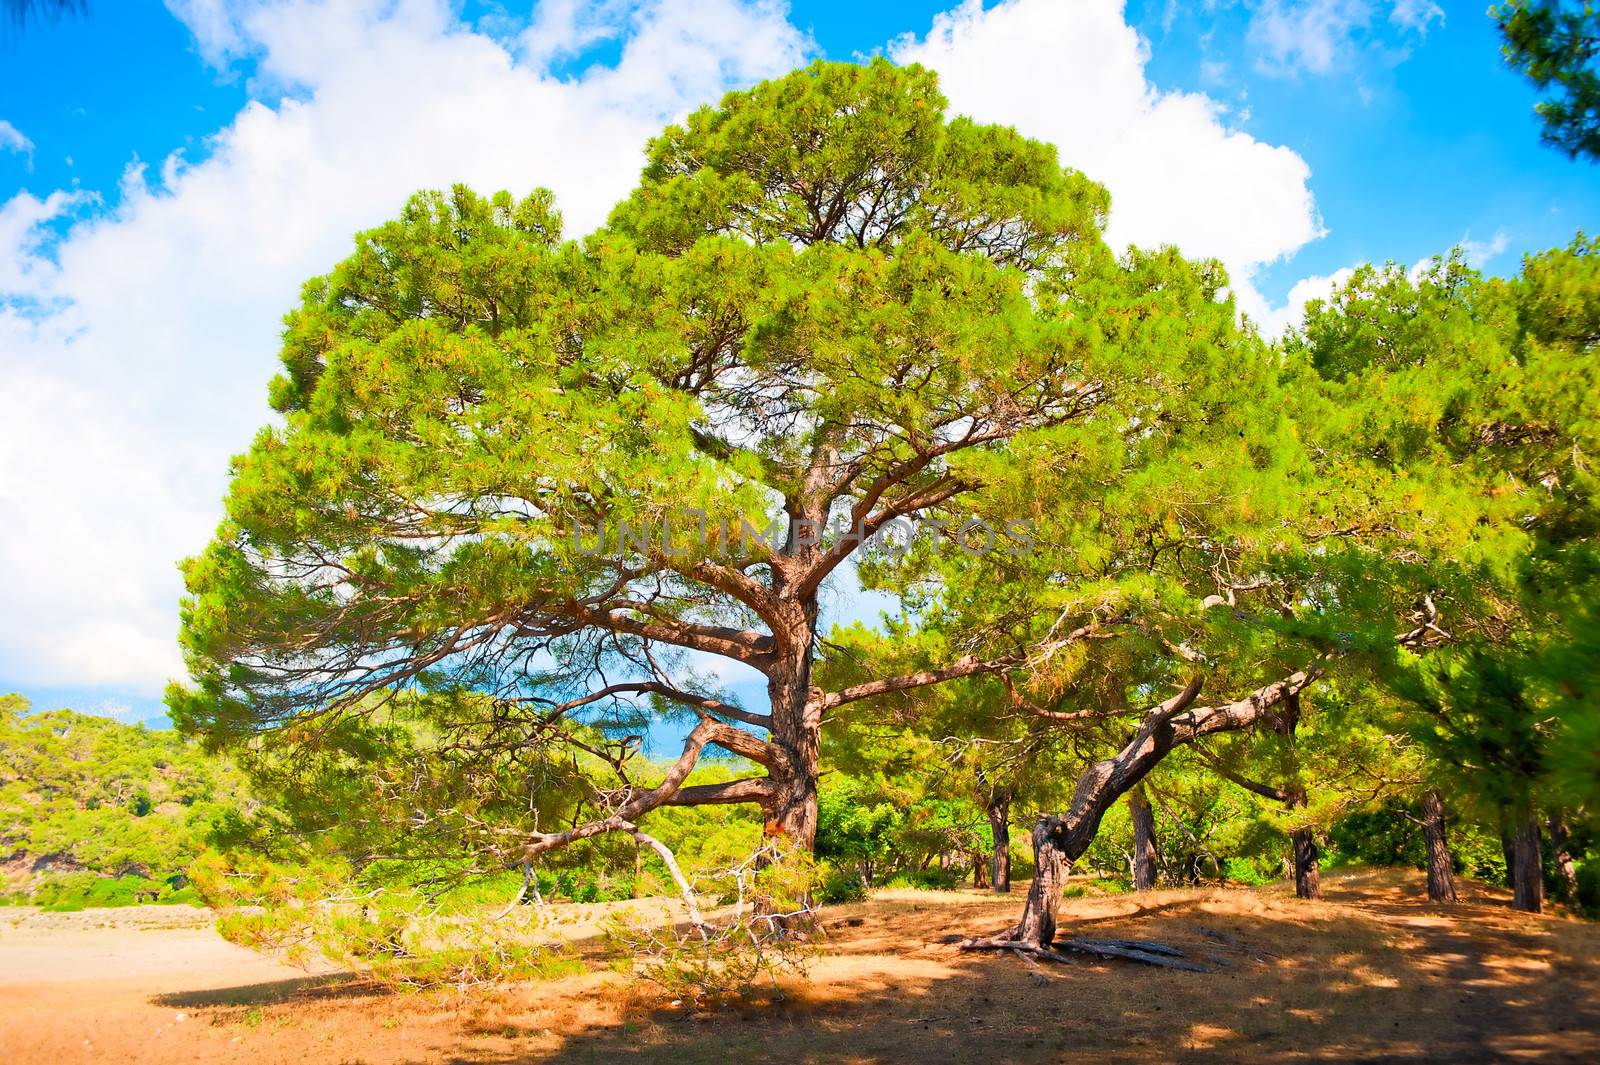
xmin=1420 ymin=790 xmax=1457 ymax=904
xmin=1510 ymin=816 xmax=1544 ymax=914
xmin=1014 ymin=817 xmax=1072 ymax=947
xmin=1500 ymin=829 xmax=1517 ymax=889
xmin=1291 ymin=826 xmax=1321 ymax=900
xmin=1548 ymin=813 xmax=1580 ymax=908
xmin=987 ymin=794 xmax=1012 ymax=893
xmin=762 ymin=620 xmax=823 ymax=854
xmin=1128 ymin=786 xmax=1158 ymax=891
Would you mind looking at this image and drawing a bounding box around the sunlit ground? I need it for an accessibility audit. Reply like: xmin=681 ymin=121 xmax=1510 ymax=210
xmin=2 ymin=868 xmax=1597 ymax=1064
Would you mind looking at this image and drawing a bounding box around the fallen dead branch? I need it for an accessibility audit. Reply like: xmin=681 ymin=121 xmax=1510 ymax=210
xmin=938 ymin=933 xmax=1213 ymax=972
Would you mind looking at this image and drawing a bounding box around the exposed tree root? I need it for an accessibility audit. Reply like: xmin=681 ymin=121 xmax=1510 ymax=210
xmin=940 ymin=931 xmax=1213 ymax=972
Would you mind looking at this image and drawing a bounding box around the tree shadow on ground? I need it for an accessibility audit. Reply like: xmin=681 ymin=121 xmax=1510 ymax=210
xmin=153 ymin=870 xmax=1600 ymax=1065
xmin=153 ymin=971 xmax=364 ymax=1009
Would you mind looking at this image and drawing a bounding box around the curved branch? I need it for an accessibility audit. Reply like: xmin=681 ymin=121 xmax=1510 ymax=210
xmin=627 ymin=681 xmax=772 ymax=729
xmin=630 ymin=827 xmax=705 ymax=932
xmin=517 ymin=717 xmax=746 ymax=860
xmin=1192 ymin=747 xmax=1295 ymax=804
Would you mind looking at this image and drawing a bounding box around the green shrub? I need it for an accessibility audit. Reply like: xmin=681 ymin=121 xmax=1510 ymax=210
xmin=1223 ymin=856 xmax=1278 ymax=886
xmin=884 ymin=866 xmax=964 ymax=891
xmin=815 ymin=863 xmax=867 ymax=905
xmin=1576 ymin=859 xmax=1599 ymax=917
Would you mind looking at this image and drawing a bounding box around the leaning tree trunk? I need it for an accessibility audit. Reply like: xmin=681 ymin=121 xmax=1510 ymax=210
xmin=1548 ymin=813 xmax=1580 ymax=908
xmin=1014 ymin=817 xmax=1073 ymax=946
xmin=1420 ymin=790 xmax=1457 ymax=904
xmin=1510 ymin=816 xmax=1544 ymax=914
xmin=1128 ymin=786 xmax=1158 ymax=891
xmin=1291 ymin=827 xmax=1321 ymax=900
xmin=1002 ymin=666 xmax=1315 ymax=948
xmin=987 ymin=795 xmax=1012 ymax=893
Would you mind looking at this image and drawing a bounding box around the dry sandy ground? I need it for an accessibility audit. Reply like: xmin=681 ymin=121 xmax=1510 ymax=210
xmin=2 ymin=869 xmax=1599 ymax=1064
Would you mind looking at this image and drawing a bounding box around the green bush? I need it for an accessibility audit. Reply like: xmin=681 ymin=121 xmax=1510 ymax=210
xmin=1222 ymin=856 xmax=1278 ymax=886
xmin=815 ymin=863 xmax=867 ymax=905
xmin=1329 ymin=804 xmax=1425 ymax=868
xmin=1576 ymin=859 xmax=1599 ymax=917
xmin=884 ymin=866 xmax=964 ymax=891
xmin=27 ymin=872 xmax=192 ymax=910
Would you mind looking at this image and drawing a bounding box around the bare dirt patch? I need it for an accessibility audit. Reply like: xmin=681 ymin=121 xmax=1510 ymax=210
xmin=2 ymin=869 xmax=1598 ymax=1064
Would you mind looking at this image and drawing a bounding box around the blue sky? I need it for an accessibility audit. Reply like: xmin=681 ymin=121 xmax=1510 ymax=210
xmin=0 ymin=0 xmax=1594 ymax=728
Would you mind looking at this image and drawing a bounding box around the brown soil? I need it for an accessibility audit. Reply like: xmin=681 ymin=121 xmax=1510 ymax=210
xmin=2 ymin=868 xmax=1598 ymax=1064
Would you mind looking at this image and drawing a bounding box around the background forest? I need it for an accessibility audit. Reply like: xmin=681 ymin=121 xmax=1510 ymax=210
xmin=3 ymin=685 xmax=1592 ymax=918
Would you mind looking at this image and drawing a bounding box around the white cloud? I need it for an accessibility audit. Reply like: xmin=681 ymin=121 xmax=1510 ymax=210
xmin=891 ymin=0 xmax=1323 ymax=326
xmin=1247 ymin=0 xmax=1442 ymax=77
xmin=518 ymin=0 xmax=638 ymax=66
xmin=1262 ymin=229 xmax=1510 ymax=338
xmin=1460 ymin=228 xmax=1509 ymax=268
xmin=0 ymin=0 xmax=808 ymax=692
xmin=1249 ymin=0 xmax=1372 ymax=76
xmin=0 ymin=120 xmax=33 ymax=165
xmin=161 ymin=0 xmax=250 ymax=67
xmin=1255 ymin=265 xmax=1357 ymax=337
xmin=0 ymin=189 xmax=84 ymax=293
xmin=1388 ymin=0 xmax=1444 ymax=34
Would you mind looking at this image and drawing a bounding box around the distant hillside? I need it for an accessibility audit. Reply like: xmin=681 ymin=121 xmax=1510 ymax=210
xmin=0 ymin=693 xmax=246 ymax=908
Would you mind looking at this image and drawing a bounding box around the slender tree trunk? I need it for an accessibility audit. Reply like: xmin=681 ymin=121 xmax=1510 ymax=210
xmin=1500 ymin=829 xmax=1517 ymax=889
xmin=973 ymin=851 xmax=988 ymax=888
xmin=1014 ymin=817 xmax=1072 ymax=946
xmin=1128 ymin=786 xmax=1158 ymax=891
xmin=1291 ymin=827 xmax=1321 ymax=900
xmin=1548 ymin=813 xmax=1580 ymax=908
xmin=987 ymin=796 xmax=1012 ymax=893
xmin=1511 ymin=816 xmax=1543 ymax=914
xmin=1420 ymin=790 xmax=1457 ymax=904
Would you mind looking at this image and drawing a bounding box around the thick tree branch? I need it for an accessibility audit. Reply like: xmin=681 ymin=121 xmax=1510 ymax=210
xmin=626 ymin=681 xmax=772 ymax=729
xmin=568 ymin=603 xmax=777 ymax=667
xmin=821 ymin=654 xmax=1012 ymax=711
xmin=665 ymin=777 xmax=776 ymax=806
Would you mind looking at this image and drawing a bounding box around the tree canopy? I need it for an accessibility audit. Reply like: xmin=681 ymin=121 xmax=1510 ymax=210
xmin=1494 ymin=0 xmax=1600 ymax=160
xmin=169 ymin=59 xmax=1600 ymax=948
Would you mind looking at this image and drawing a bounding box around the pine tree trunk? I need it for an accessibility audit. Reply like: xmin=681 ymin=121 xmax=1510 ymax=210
xmin=1292 ymin=827 xmax=1321 ymax=900
xmin=1129 ymin=786 xmax=1158 ymax=891
xmin=1500 ymin=829 xmax=1517 ymax=888
xmin=1004 ymin=668 xmax=1306 ymax=947
xmin=1511 ymin=816 xmax=1543 ymax=914
xmin=1421 ymin=790 xmax=1457 ymax=904
xmin=1548 ymin=813 xmax=1580 ymax=907
xmin=763 ymin=640 xmax=822 ymax=854
xmin=987 ymin=796 xmax=1011 ymax=893
xmin=756 ymin=628 xmax=823 ymax=918
xmin=1014 ymin=817 xmax=1071 ymax=946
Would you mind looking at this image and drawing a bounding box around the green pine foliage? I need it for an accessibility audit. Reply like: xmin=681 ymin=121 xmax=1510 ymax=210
xmin=0 ymin=693 xmax=247 ymax=908
xmin=1493 ymin=1 xmax=1600 ymax=160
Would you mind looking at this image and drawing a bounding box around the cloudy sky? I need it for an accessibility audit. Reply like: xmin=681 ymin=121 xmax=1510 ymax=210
xmin=0 ymin=0 xmax=1594 ymax=724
